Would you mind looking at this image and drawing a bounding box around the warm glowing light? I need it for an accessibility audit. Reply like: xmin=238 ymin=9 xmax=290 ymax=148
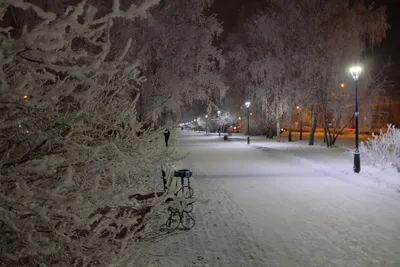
xmin=238 ymin=117 xmax=241 ymax=120
xmin=23 ymin=95 xmax=30 ymax=100
xmin=296 ymin=106 xmax=300 ymax=109
xmin=340 ymin=83 xmax=345 ymax=88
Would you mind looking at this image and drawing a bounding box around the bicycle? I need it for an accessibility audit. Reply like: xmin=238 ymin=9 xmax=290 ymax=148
xmin=164 ymin=169 xmax=196 ymax=231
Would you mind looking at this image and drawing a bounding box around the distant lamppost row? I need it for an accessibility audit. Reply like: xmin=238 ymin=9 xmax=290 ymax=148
xmin=245 ymin=101 xmax=250 ymax=144
xmin=205 ymin=114 xmax=208 ymax=134
xmin=350 ymin=66 xmax=362 ymax=173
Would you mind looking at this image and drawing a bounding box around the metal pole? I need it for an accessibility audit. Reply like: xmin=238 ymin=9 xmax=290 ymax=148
xmin=299 ymin=110 xmax=303 ymax=141
xmin=354 ymin=79 xmax=361 ymax=173
xmin=247 ymin=107 xmax=250 ymax=144
xmin=206 ymin=118 xmax=208 ymax=134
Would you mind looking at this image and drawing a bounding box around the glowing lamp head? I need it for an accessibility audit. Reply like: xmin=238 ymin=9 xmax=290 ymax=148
xmin=245 ymin=101 xmax=250 ymax=108
xmin=205 ymin=115 xmax=208 ymax=118
xmin=217 ymin=110 xmax=221 ymax=115
xmin=349 ymin=66 xmax=362 ymax=81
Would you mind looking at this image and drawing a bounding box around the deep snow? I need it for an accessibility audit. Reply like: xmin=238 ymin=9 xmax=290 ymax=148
xmin=134 ymin=130 xmax=400 ymax=267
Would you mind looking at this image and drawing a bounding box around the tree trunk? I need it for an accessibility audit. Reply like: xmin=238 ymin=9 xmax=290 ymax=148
xmin=308 ymin=105 xmax=318 ymax=145
xmin=322 ymin=104 xmax=331 ymax=147
xmin=276 ymin=120 xmax=281 ymax=142
xmin=288 ymin=107 xmax=293 ymax=142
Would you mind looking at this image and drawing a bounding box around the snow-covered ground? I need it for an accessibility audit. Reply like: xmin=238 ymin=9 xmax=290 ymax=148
xmin=134 ymin=130 xmax=400 ymax=267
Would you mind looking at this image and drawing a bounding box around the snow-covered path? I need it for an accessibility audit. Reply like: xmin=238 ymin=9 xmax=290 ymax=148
xmin=135 ymin=131 xmax=400 ymax=267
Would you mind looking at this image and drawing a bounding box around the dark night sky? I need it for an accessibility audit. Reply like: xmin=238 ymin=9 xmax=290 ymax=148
xmin=211 ymin=0 xmax=400 ymax=98
xmin=374 ymin=0 xmax=400 ymax=99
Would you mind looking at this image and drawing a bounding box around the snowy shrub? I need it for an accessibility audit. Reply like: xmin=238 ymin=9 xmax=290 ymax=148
xmin=360 ymin=124 xmax=400 ymax=171
xmin=0 ymin=1 xmax=181 ymax=266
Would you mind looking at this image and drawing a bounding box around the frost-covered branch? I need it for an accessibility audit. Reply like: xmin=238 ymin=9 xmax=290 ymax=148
xmin=0 ymin=1 xmax=182 ymax=266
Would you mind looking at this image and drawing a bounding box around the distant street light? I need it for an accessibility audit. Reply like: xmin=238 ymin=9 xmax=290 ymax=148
xmin=245 ymin=101 xmax=250 ymax=144
xmin=350 ymin=66 xmax=362 ymax=173
xmin=340 ymin=83 xmax=345 ymax=88
xmin=217 ymin=110 xmax=221 ymax=136
xmin=297 ymin=106 xmax=303 ymax=140
xmin=205 ymin=114 xmax=209 ymax=134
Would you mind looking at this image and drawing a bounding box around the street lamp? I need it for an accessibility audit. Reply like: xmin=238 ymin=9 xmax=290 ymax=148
xmin=205 ymin=114 xmax=208 ymax=134
xmin=350 ymin=66 xmax=362 ymax=173
xmin=297 ymin=106 xmax=303 ymax=140
xmin=245 ymin=101 xmax=250 ymax=144
xmin=217 ymin=111 xmax=221 ymax=136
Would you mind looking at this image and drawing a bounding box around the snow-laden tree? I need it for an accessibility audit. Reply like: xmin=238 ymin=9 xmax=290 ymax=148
xmin=0 ymin=1 xmax=181 ymax=266
xmin=296 ymin=0 xmax=389 ymax=146
xmin=323 ymin=63 xmax=390 ymax=147
xmin=216 ymin=111 xmax=234 ymax=132
xmin=226 ymin=1 xmax=314 ymax=141
xmin=227 ymin=0 xmax=389 ymax=145
xmin=126 ymin=0 xmax=228 ymax=125
xmin=361 ymin=124 xmax=400 ymax=171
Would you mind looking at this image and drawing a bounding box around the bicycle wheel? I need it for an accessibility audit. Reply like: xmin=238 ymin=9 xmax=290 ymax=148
xmin=181 ymin=212 xmax=195 ymax=230
xmin=165 ymin=210 xmax=180 ymax=232
xmin=177 ymin=186 xmax=194 ymax=199
xmin=183 ymin=201 xmax=194 ymax=213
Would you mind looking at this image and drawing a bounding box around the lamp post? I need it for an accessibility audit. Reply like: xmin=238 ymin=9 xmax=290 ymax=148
xmin=245 ymin=101 xmax=250 ymax=144
xmin=197 ymin=117 xmax=201 ymax=133
xmin=205 ymin=114 xmax=208 ymax=134
xmin=297 ymin=106 xmax=303 ymax=140
xmin=217 ymin=110 xmax=221 ymax=136
xmin=350 ymin=66 xmax=362 ymax=173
